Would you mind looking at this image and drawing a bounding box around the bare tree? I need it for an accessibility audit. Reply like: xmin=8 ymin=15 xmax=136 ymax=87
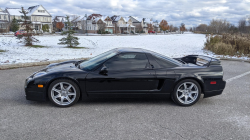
xmin=196 ymin=24 xmax=208 ymax=32
xmin=97 ymin=20 xmax=106 ymax=34
xmin=173 ymin=26 xmax=179 ymax=32
xmin=134 ymin=23 xmax=143 ymax=33
xmin=169 ymin=24 xmax=174 ymax=33
xmin=180 ymin=23 xmax=186 ymax=34
xmin=208 ymin=19 xmax=230 ymax=34
xmin=80 ymin=19 xmax=86 ymax=34
xmin=67 ymin=15 xmax=80 ymax=31
xmin=189 ymin=27 xmax=193 ymax=32
xmin=238 ymin=18 xmax=247 ymax=33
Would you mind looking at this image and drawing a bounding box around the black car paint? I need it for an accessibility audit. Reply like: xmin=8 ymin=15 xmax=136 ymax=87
xmin=25 ymin=48 xmax=226 ymax=102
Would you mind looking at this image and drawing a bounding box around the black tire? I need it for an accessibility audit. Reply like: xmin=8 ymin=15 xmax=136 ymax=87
xmin=48 ymin=79 xmax=80 ymax=107
xmin=171 ymin=79 xmax=201 ymax=106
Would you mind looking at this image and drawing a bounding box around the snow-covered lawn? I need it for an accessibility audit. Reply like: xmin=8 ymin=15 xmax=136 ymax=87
xmin=0 ymin=33 xmax=230 ymax=65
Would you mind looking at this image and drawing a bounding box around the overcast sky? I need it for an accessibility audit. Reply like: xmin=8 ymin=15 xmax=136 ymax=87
xmin=1 ymin=0 xmax=250 ymax=28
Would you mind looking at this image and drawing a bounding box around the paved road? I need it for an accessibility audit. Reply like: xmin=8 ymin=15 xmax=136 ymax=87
xmin=0 ymin=60 xmax=250 ymax=140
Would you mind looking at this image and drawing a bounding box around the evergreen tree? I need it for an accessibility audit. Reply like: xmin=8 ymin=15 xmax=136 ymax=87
xmin=10 ymin=17 xmax=19 ymax=32
xmin=58 ymin=16 xmax=80 ymax=47
xmin=42 ymin=24 xmax=49 ymax=32
xmin=20 ymin=7 xmax=39 ymax=46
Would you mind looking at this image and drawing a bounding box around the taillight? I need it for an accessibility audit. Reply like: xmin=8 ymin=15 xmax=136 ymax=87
xmin=210 ymin=81 xmax=216 ymax=84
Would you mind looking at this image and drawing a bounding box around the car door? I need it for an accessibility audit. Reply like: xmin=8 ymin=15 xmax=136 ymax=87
xmin=86 ymin=52 xmax=158 ymax=94
xmin=146 ymin=53 xmax=177 ymax=93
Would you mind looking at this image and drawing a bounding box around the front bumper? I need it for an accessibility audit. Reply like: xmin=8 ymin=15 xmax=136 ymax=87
xmin=25 ymin=77 xmax=47 ymax=101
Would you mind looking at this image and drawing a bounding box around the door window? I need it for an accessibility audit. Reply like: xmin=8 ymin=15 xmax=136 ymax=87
xmin=104 ymin=53 xmax=149 ymax=71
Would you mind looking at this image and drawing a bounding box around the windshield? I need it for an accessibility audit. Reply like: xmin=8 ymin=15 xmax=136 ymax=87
xmin=79 ymin=49 xmax=118 ymax=71
xmin=146 ymin=50 xmax=183 ymax=66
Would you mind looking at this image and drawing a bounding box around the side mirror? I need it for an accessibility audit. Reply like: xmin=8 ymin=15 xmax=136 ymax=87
xmin=99 ymin=65 xmax=108 ymax=75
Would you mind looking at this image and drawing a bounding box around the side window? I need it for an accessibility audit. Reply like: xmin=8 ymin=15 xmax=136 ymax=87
xmin=105 ymin=53 xmax=148 ymax=71
xmin=153 ymin=55 xmax=177 ymax=68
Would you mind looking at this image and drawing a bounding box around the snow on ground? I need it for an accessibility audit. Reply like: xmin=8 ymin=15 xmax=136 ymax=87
xmin=0 ymin=33 xmax=243 ymax=65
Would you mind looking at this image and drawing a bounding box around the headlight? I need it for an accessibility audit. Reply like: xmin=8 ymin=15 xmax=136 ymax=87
xmin=33 ymin=72 xmax=47 ymax=78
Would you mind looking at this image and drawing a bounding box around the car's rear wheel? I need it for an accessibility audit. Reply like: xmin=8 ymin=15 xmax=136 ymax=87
xmin=172 ymin=79 xmax=201 ymax=106
xmin=48 ymin=79 xmax=80 ymax=107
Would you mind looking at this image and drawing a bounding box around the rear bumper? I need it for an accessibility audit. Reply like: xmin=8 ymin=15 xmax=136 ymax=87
xmin=204 ymin=80 xmax=226 ymax=98
xmin=204 ymin=89 xmax=224 ymax=98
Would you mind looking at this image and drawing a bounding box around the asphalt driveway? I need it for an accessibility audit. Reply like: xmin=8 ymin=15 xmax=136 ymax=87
xmin=0 ymin=60 xmax=250 ymax=140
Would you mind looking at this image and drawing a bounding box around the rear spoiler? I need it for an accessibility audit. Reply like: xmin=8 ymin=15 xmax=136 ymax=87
xmin=174 ymin=55 xmax=221 ymax=66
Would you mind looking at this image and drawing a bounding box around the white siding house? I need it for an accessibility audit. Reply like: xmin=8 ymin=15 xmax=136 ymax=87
xmin=5 ymin=5 xmax=52 ymax=32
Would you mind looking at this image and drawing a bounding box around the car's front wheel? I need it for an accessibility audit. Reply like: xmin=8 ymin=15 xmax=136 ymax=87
xmin=172 ymin=79 xmax=201 ymax=106
xmin=48 ymin=79 xmax=80 ymax=107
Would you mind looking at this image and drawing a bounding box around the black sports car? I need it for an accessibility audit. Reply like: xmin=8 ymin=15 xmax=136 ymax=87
xmin=25 ymin=48 xmax=226 ymax=107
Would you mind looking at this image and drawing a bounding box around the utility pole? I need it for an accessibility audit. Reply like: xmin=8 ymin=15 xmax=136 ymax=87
xmin=85 ymin=14 xmax=88 ymax=36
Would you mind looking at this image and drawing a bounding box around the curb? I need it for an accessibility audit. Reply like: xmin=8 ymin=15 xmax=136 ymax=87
xmin=0 ymin=58 xmax=89 ymax=70
xmin=217 ymin=57 xmax=250 ymax=63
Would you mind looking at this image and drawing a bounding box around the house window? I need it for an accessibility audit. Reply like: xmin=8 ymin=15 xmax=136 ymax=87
xmin=0 ymin=15 xmax=1 ymax=19
xmin=35 ymin=25 xmax=39 ymax=30
xmin=4 ymin=15 xmax=6 ymax=20
xmin=38 ymin=10 xmax=45 ymax=13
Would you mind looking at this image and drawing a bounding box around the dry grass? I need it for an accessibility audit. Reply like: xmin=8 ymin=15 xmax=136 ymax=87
xmin=204 ymin=34 xmax=250 ymax=57
xmin=0 ymin=49 xmax=6 ymax=53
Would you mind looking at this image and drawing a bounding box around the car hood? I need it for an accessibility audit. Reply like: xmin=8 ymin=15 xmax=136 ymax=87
xmin=45 ymin=60 xmax=83 ymax=73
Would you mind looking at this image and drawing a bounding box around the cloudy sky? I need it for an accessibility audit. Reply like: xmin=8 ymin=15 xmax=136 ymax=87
xmin=1 ymin=0 xmax=250 ymax=28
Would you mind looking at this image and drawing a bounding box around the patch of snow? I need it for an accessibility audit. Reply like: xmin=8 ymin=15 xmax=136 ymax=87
xmin=0 ymin=34 xmax=248 ymax=65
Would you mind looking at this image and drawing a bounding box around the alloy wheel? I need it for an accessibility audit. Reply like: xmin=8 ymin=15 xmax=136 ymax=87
xmin=51 ymin=82 xmax=77 ymax=106
xmin=176 ymin=82 xmax=199 ymax=105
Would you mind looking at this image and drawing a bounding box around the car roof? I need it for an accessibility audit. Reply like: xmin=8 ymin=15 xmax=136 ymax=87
xmin=115 ymin=48 xmax=146 ymax=53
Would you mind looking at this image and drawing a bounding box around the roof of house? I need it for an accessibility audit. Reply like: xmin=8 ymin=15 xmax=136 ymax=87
xmin=111 ymin=15 xmax=122 ymax=22
xmin=87 ymin=14 xmax=102 ymax=20
xmin=6 ymin=5 xmax=51 ymax=17
xmin=6 ymin=8 xmax=24 ymax=16
xmin=54 ymin=16 xmax=66 ymax=22
xmin=123 ymin=17 xmax=131 ymax=22
xmin=129 ymin=16 xmax=141 ymax=23
xmin=144 ymin=18 xmax=153 ymax=24
xmin=0 ymin=11 xmax=8 ymax=15
xmin=101 ymin=15 xmax=112 ymax=21
xmin=27 ymin=5 xmax=40 ymax=16
xmin=67 ymin=15 xmax=81 ymax=22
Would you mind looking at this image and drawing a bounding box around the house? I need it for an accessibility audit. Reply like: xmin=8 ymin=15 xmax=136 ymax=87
xmin=4 ymin=5 xmax=52 ymax=32
xmin=129 ymin=16 xmax=153 ymax=34
xmin=85 ymin=14 xmax=102 ymax=33
xmin=0 ymin=8 xmax=9 ymax=31
xmin=129 ymin=16 xmax=143 ymax=33
xmin=152 ymin=19 xmax=160 ymax=32
xmin=84 ymin=14 xmax=115 ymax=34
xmin=111 ymin=15 xmax=135 ymax=34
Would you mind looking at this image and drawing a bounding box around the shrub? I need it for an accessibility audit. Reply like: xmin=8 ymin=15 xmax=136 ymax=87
xmin=16 ymin=35 xmax=23 ymax=39
xmin=42 ymin=24 xmax=50 ymax=32
xmin=204 ymin=34 xmax=250 ymax=56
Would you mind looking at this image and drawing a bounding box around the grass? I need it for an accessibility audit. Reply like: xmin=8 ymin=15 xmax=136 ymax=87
xmin=65 ymin=46 xmax=87 ymax=49
xmin=27 ymin=45 xmax=47 ymax=48
xmin=0 ymin=49 xmax=6 ymax=53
